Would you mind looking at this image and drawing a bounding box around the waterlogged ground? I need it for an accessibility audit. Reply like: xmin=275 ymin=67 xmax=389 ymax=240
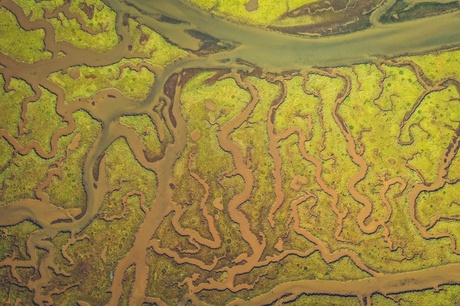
xmin=1 ymin=0 xmax=460 ymax=305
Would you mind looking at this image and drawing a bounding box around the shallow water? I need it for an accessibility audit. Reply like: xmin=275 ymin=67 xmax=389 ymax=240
xmin=120 ymin=0 xmax=460 ymax=69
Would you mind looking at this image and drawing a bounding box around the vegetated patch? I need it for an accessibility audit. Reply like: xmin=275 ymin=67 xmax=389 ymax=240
xmin=380 ymin=0 xmax=460 ymax=23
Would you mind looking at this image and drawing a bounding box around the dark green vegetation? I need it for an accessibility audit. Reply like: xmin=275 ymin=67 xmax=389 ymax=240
xmin=380 ymin=0 xmax=460 ymax=23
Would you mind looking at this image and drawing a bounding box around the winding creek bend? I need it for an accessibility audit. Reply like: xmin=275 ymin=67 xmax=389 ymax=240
xmin=1 ymin=0 xmax=460 ymax=304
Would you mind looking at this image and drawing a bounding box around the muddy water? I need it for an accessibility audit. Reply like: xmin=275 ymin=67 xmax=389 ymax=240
xmin=1 ymin=0 xmax=460 ymax=304
xmin=117 ymin=0 xmax=460 ymax=69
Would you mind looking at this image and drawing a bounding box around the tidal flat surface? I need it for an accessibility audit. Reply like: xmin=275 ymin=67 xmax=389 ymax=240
xmin=1 ymin=0 xmax=460 ymax=305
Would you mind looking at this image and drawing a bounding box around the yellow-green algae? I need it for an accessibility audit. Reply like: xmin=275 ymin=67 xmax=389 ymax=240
xmin=390 ymin=285 xmax=460 ymax=305
xmin=186 ymin=0 xmax=316 ymax=26
xmin=448 ymin=149 xmax=460 ymax=180
xmin=291 ymin=294 xmax=359 ymax=305
xmin=230 ymin=76 xmax=280 ymax=244
xmin=177 ymin=71 xmax=250 ymax=229
xmin=127 ymin=19 xmax=189 ymax=67
xmin=51 ymin=138 xmax=154 ymax=304
xmin=0 ymin=138 xmax=14 ymax=172
xmin=410 ymin=48 xmax=460 ymax=82
xmin=100 ymin=137 xmax=157 ymax=216
xmin=47 ymin=1 xmax=119 ymax=52
xmin=67 ymin=0 xmax=119 ymax=34
xmin=119 ymin=114 xmax=164 ymax=161
xmin=0 ymin=78 xmax=67 ymax=153
xmin=48 ymin=60 xmax=156 ymax=102
xmin=0 ymin=76 xmax=33 ymax=137
xmin=22 ymin=86 xmax=67 ymax=153
xmin=146 ymin=50 xmax=460 ymax=304
xmin=13 ymin=0 xmax=65 ymax=21
xmin=0 ymin=271 xmax=34 ymax=304
xmin=0 ymin=149 xmax=56 ymax=205
xmin=0 ymin=220 xmax=39 ymax=261
xmin=0 ymin=7 xmax=51 ymax=63
xmin=45 ymin=110 xmax=102 ymax=209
